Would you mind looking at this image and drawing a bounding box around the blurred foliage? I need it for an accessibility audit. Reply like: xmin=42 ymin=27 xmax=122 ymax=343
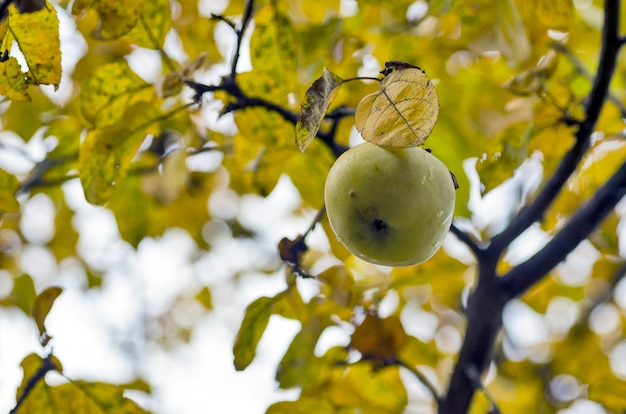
xmin=1 ymin=0 xmax=626 ymax=413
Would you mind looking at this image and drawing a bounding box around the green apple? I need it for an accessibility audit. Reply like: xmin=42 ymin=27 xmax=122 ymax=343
xmin=324 ymin=142 xmax=455 ymax=267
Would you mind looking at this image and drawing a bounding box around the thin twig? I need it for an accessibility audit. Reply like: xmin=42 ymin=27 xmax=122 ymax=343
xmin=450 ymin=222 xmax=483 ymax=259
xmin=392 ymin=358 xmax=441 ymax=406
xmin=231 ymin=0 xmax=254 ymax=78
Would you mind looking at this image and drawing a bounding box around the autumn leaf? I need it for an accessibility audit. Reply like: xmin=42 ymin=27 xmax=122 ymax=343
xmin=6 ymin=1 xmax=61 ymax=87
xmin=355 ymin=63 xmax=439 ymax=148
xmin=296 ymin=68 xmax=343 ymax=152
xmin=326 ymin=364 xmax=408 ymax=412
xmin=79 ymin=101 xmax=159 ymax=205
xmin=233 ymin=296 xmax=276 ymax=370
xmin=124 ymin=0 xmax=171 ymax=48
xmin=12 ymin=354 xmax=147 ymax=414
xmin=72 ymin=0 xmax=144 ymax=40
xmin=0 ymin=168 xmax=20 ymax=212
xmin=31 ymin=287 xmax=63 ymax=346
xmin=79 ymin=61 xmax=154 ymax=127
xmin=350 ymin=314 xmax=408 ymax=362
xmin=0 ymin=57 xmax=30 ymax=100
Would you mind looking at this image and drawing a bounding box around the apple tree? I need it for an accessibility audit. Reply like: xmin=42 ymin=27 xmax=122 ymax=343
xmin=2 ymin=0 xmax=626 ymax=413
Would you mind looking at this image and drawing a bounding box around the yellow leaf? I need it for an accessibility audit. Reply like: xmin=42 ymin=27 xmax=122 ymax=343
xmin=7 ymin=1 xmax=61 ymax=87
xmin=533 ymin=0 xmax=574 ymax=31
xmin=327 ymin=364 xmax=408 ymax=412
xmin=296 ymin=68 xmax=343 ymax=152
xmin=124 ymin=0 xmax=170 ymax=48
xmin=31 ymin=287 xmax=63 ymax=346
xmin=13 ymin=354 xmax=147 ymax=414
xmin=398 ymin=336 xmax=439 ymax=367
xmin=73 ymin=0 xmax=144 ymax=39
xmin=79 ymin=60 xmax=153 ymax=127
xmin=0 ymin=168 xmax=20 ymax=212
xmin=79 ymin=102 xmax=158 ymax=205
xmin=0 ymin=57 xmax=30 ymax=101
xmin=248 ymin=3 xmax=299 ymax=104
xmin=355 ymin=63 xmax=439 ymax=148
xmin=13 ymin=353 xmax=63 ymax=413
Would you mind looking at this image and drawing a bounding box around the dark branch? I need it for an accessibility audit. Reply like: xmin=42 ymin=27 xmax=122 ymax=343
xmin=450 ymin=222 xmax=484 ymax=259
xmin=10 ymin=355 xmax=59 ymax=414
xmin=501 ymin=159 xmax=626 ymax=300
xmin=489 ymin=0 xmax=622 ymax=254
xmin=232 ymin=0 xmax=255 ymax=77
xmin=223 ymin=96 xmax=299 ymax=124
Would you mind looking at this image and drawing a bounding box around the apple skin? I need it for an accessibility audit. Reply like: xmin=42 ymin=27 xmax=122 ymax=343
xmin=324 ymin=142 xmax=455 ymax=267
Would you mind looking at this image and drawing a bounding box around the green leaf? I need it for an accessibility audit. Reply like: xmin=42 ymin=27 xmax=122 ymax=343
xmin=79 ymin=61 xmax=153 ymax=127
xmin=233 ymin=296 xmax=276 ymax=371
xmin=7 ymin=1 xmax=61 ymax=87
xmin=31 ymin=287 xmax=63 ymax=346
xmin=266 ymin=398 xmax=335 ymax=414
xmin=73 ymin=0 xmax=144 ymax=40
xmin=0 ymin=168 xmax=20 ymax=212
xmin=0 ymin=274 xmax=36 ymax=314
xmin=476 ymin=122 xmax=530 ymax=194
xmin=496 ymin=0 xmax=530 ymax=66
xmin=588 ymin=381 xmax=626 ymax=410
xmin=276 ymin=311 xmax=329 ymax=390
xmin=296 ymin=68 xmax=343 ymax=152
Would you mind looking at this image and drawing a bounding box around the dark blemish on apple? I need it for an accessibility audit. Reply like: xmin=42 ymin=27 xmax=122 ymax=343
xmin=349 ymin=190 xmax=356 ymax=197
xmin=370 ymin=217 xmax=387 ymax=233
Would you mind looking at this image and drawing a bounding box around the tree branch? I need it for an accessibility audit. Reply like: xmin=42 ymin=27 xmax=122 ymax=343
xmin=450 ymin=222 xmax=484 ymax=260
xmin=440 ymin=253 xmax=504 ymax=414
xmin=489 ymin=0 xmax=622 ymax=254
xmin=501 ymin=159 xmax=626 ymax=300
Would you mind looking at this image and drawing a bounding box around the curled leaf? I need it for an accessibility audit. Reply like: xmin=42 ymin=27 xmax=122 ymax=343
xmin=355 ymin=63 xmax=439 ymax=148
xmin=32 ymin=287 xmax=63 ymax=346
xmin=296 ymin=68 xmax=343 ymax=152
